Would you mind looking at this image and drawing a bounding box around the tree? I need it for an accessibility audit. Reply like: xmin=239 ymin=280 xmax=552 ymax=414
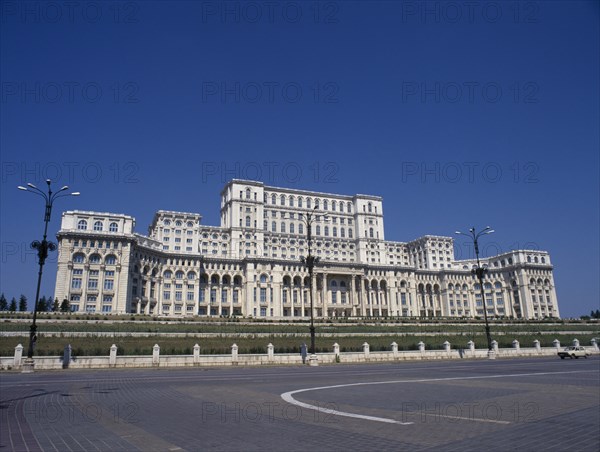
xmin=60 ymin=298 xmax=70 ymax=313
xmin=37 ymin=296 xmax=46 ymax=312
xmin=18 ymin=294 xmax=28 ymax=312
xmin=9 ymin=297 xmax=17 ymax=312
xmin=53 ymin=297 xmax=60 ymax=312
xmin=0 ymin=293 xmax=7 ymax=311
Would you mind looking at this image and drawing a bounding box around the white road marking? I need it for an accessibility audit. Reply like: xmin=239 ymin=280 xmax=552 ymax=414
xmin=281 ymin=370 xmax=597 ymax=426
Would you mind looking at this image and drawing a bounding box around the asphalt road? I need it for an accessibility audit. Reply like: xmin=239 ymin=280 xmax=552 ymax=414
xmin=1 ymin=357 xmax=599 ymax=451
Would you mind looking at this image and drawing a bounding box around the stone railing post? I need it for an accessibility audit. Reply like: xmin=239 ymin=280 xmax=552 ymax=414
xmin=443 ymin=341 xmax=451 ymax=352
xmin=418 ymin=341 xmax=425 ymax=353
xmin=193 ymin=343 xmax=200 ymax=364
xmin=533 ymin=340 xmax=541 ymax=352
xmin=553 ymin=339 xmax=560 ymax=350
xmin=572 ymin=338 xmax=580 ymax=347
xmin=153 ymin=344 xmax=160 ymax=366
xmin=512 ymin=340 xmax=520 ymax=352
xmin=14 ymin=344 xmax=23 ymax=369
xmin=333 ymin=343 xmax=340 ymax=357
xmin=491 ymin=340 xmax=498 ymax=353
xmin=267 ymin=343 xmax=274 ymax=361
xmin=391 ymin=342 xmax=398 ymax=357
xmin=362 ymin=342 xmax=370 ymax=359
xmin=591 ymin=339 xmax=599 ymax=351
xmin=109 ymin=344 xmax=117 ymax=367
xmin=467 ymin=340 xmax=475 ymax=352
xmin=232 ymin=343 xmax=238 ymax=363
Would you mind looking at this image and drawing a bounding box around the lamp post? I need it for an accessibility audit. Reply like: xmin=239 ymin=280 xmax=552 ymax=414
xmin=300 ymin=206 xmax=326 ymax=364
xmin=455 ymin=226 xmax=495 ymax=359
xmin=18 ymin=180 xmax=80 ymax=372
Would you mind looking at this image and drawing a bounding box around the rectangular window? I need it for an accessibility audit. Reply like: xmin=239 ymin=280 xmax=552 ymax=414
xmin=175 ymin=291 xmax=182 ymax=301
xmin=72 ymin=278 xmax=82 ymax=289
xmin=104 ymin=279 xmax=114 ymax=291
xmin=199 ymin=289 xmax=205 ymax=302
xmin=102 ymin=295 xmax=113 ymax=303
xmin=187 ymin=291 xmax=194 ymax=301
xmin=210 ymin=288 xmax=217 ymax=303
xmin=221 ymin=289 xmax=228 ymax=303
xmin=163 ymin=291 xmax=171 ymax=300
xmin=233 ymin=290 xmax=239 ymax=303
xmin=102 ymin=305 xmax=112 ymax=313
xmin=260 ymin=288 xmax=267 ymax=303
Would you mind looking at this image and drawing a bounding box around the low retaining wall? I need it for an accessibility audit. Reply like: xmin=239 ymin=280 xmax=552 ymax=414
xmin=2 ymin=339 xmax=598 ymax=371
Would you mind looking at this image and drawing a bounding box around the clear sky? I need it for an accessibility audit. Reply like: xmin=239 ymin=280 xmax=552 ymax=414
xmin=1 ymin=1 xmax=598 ymax=318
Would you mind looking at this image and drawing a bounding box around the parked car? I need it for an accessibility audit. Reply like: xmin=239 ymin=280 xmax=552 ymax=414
xmin=557 ymin=346 xmax=591 ymax=359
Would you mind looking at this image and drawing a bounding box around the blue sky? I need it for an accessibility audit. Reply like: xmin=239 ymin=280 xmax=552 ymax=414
xmin=1 ymin=1 xmax=598 ymax=317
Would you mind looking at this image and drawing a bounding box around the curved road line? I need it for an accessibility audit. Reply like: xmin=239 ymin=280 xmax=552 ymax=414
xmin=281 ymin=369 xmax=596 ymax=426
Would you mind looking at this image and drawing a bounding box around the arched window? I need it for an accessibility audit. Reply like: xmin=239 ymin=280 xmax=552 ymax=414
xmin=348 ymin=229 xmax=353 ymax=238
xmin=324 ymin=226 xmax=329 ymax=236
xmin=331 ymin=280 xmax=338 ymax=287
xmin=339 ymin=202 xmax=344 ymax=212
xmin=164 ymin=270 xmax=172 ymax=279
xmin=298 ymin=197 xmax=303 ymax=208
xmin=246 ymin=188 xmax=251 ymax=199
xmin=280 ymin=195 xmax=286 ymax=206
xmin=271 ymin=194 xmax=276 ymax=204
xmin=306 ymin=198 xmax=311 ymax=209
xmin=109 ymin=222 xmax=118 ymax=232
xmin=290 ymin=223 xmax=295 ymax=234
xmin=315 ymin=199 xmax=320 ymax=209
xmin=299 ymin=223 xmax=304 ymax=234
xmin=187 ymin=271 xmax=196 ymax=280
xmin=316 ymin=225 xmax=321 ymax=235
xmin=368 ymin=203 xmax=372 ymax=213
xmin=272 ymin=221 xmax=276 ymax=232
xmin=369 ymin=228 xmax=374 ymax=238
xmin=527 ymin=256 xmax=532 ymax=263
xmin=245 ymin=216 xmax=251 ymax=227
xmin=332 ymin=201 xmax=337 ymax=211
xmin=260 ymin=274 xmax=268 ymax=283
xmin=78 ymin=220 xmax=87 ymax=230
xmin=89 ymin=254 xmax=101 ymax=264
xmin=105 ymin=255 xmax=116 ymax=265
xmin=73 ymin=253 xmax=85 ymax=263
xmin=333 ymin=227 xmax=337 ymax=237
xmin=175 ymin=271 xmax=184 ymax=280
xmin=176 ymin=221 xmax=182 ymax=226
xmin=347 ymin=202 xmax=352 ymax=212
xmin=340 ymin=228 xmax=345 ymax=238
xmin=289 ymin=196 xmax=294 ymax=207
xmin=281 ymin=222 xmax=286 ymax=233
xmin=323 ymin=200 xmax=328 ymax=210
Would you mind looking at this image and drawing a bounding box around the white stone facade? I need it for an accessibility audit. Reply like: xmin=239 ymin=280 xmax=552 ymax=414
xmin=54 ymin=180 xmax=559 ymax=319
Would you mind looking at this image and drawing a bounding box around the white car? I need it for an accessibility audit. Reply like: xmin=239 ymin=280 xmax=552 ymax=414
xmin=557 ymin=346 xmax=591 ymax=359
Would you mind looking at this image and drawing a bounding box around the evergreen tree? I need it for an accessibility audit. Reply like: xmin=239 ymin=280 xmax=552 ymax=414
xmin=53 ymin=298 xmax=60 ymax=312
xmin=0 ymin=293 xmax=7 ymax=311
xmin=18 ymin=294 xmax=28 ymax=312
xmin=60 ymin=298 xmax=70 ymax=313
xmin=9 ymin=297 xmax=17 ymax=312
xmin=37 ymin=296 xmax=46 ymax=312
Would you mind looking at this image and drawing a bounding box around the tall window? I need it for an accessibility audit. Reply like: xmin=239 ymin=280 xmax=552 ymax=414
xmin=94 ymin=221 xmax=103 ymax=231
xmin=78 ymin=220 xmax=87 ymax=230
xmin=246 ymin=216 xmax=251 ymax=227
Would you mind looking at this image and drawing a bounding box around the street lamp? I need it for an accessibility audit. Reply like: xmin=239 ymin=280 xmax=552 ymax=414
xmin=300 ymin=206 xmax=326 ymax=365
xmin=18 ymin=180 xmax=80 ymax=372
xmin=455 ymin=226 xmax=495 ymax=359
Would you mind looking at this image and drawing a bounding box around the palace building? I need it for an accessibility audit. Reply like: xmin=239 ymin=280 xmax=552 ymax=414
xmin=54 ymin=179 xmax=560 ymax=319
